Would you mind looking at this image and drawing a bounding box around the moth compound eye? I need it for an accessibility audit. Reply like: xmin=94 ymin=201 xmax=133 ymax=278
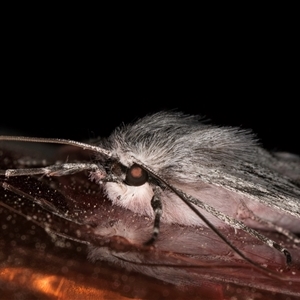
xmin=125 ymin=164 xmax=148 ymax=186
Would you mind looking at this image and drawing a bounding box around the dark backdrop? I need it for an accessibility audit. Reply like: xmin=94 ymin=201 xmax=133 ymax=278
xmin=1 ymin=26 xmax=298 ymax=155
xmin=1 ymin=83 xmax=298 ymax=155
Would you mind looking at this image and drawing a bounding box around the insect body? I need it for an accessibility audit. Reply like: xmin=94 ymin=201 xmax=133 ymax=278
xmin=0 ymin=111 xmax=300 ymax=284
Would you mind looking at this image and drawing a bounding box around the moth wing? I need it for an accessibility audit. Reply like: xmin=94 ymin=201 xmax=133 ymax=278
xmin=196 ymin=150 xmax=300 ymax=220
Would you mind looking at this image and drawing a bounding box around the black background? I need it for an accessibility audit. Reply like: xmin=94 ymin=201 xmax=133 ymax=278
xmin=1 ymin=93 xmax=298 ymax=155
xmin=1 ymin=70 xmax=298 ymax=155
xmin=1 ymin=21 xmax=299 ymax=155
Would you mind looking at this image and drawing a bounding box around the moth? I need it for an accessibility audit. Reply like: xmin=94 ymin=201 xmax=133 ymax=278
xmin=0 ymin=111 xmax=300 ymax=299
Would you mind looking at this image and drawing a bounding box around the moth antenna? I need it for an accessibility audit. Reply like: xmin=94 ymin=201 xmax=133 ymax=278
xmin=174 ymin=188 xmax=292 ymax=265
xmin=0 ymin=135 xmax=113 ymax=158
xmin=136 ymin=159 xmax=292 ymax=279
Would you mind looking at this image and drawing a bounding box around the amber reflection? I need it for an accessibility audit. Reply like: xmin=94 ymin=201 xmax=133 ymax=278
xmin=1 ymin=267 xmax=140 ymax=300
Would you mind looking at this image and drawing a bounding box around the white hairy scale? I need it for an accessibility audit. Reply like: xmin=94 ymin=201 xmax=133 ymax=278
xmin=93 ymin=112 xmax=300 ymax=231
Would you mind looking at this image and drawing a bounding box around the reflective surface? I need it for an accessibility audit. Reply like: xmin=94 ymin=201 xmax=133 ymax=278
xmin=0 ymin=145 xmax=299 ymax=299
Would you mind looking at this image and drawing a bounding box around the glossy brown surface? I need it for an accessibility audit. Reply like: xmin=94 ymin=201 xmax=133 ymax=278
xmin=0 ymin=146 xmax=299 ymax=299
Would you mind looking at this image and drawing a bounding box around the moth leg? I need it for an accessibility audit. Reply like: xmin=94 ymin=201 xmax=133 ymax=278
xmin=239 ymin=200 xmax=300 ymax=244
xmin=144 ymin=186 xmax=162 ymax=246
xmin=0 ymin=163 xmax=100 ymax=177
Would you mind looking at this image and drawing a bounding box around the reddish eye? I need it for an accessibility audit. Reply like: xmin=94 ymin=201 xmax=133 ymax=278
xmin=125 ymin=164 xmax=148 ymax=186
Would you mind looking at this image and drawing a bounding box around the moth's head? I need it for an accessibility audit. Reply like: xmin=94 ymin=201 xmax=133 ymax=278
xmin=91 ymin=159 xmax=149 ymax=187
xmin=90 ymin=159 xmax=155 ymax=217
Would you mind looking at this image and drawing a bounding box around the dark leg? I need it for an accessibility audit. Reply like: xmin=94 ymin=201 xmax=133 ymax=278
xmin=144 ymin=186 xmax=162 ymax=246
